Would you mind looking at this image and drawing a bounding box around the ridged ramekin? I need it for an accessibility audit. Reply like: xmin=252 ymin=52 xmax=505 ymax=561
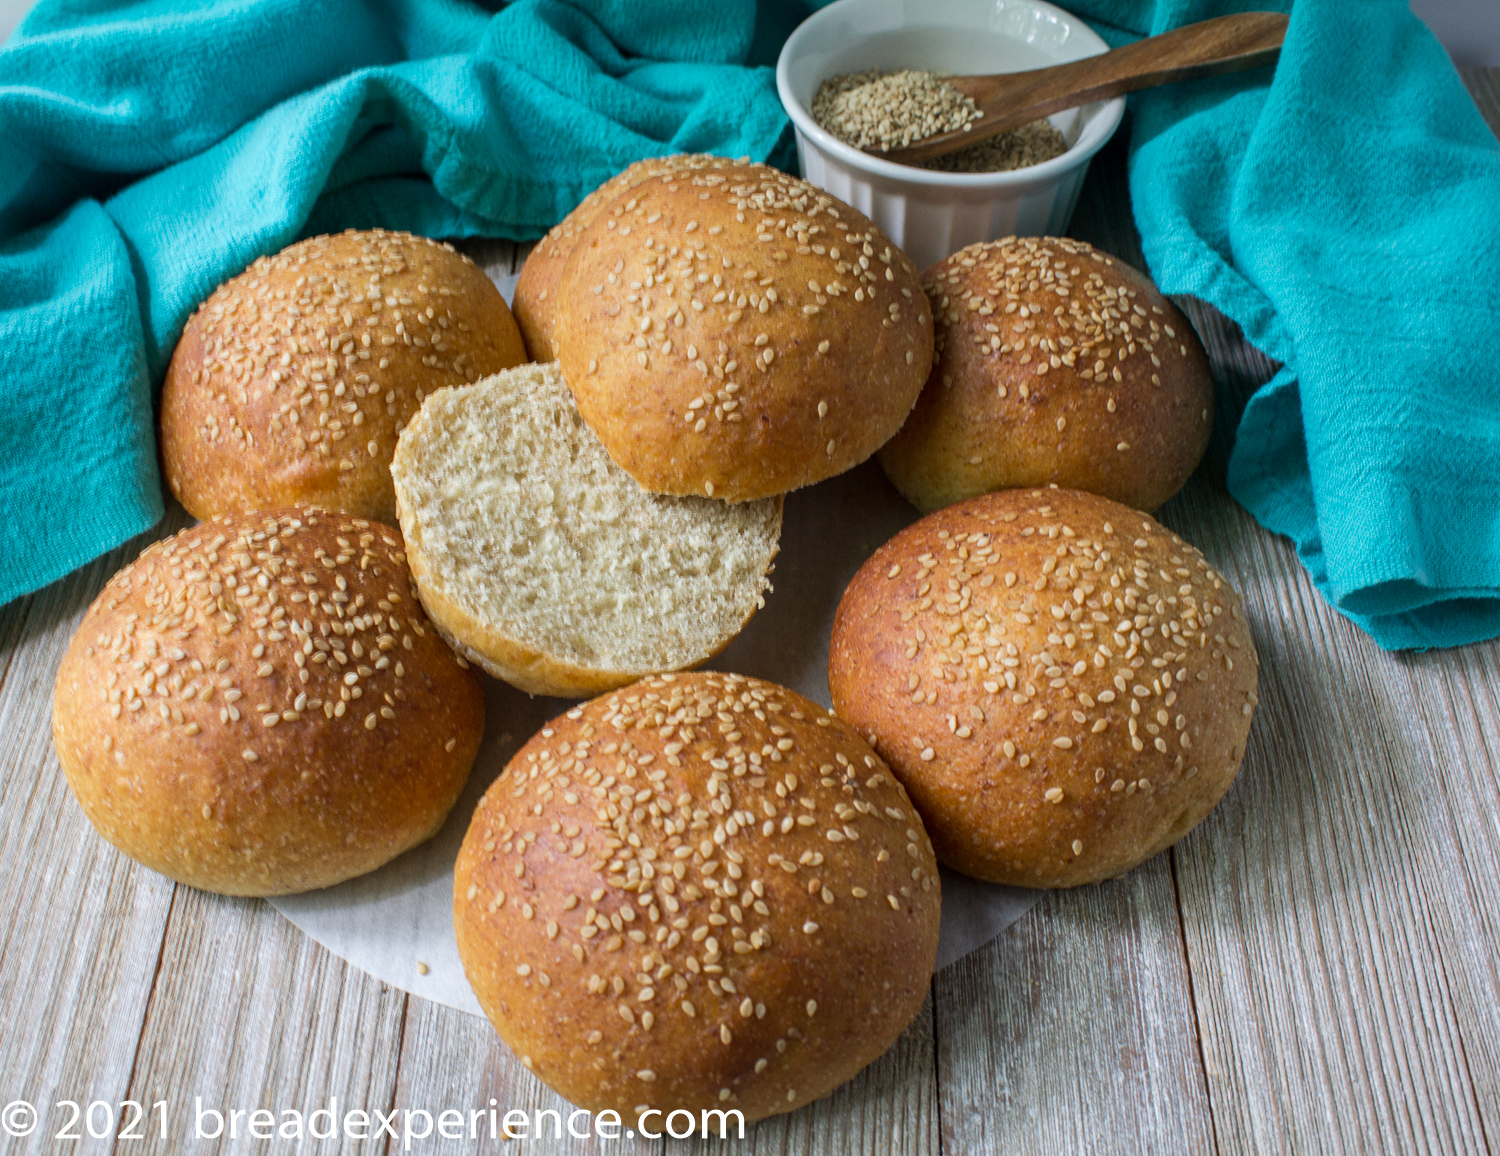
xmin=776 ymin=0 xmax=1125 ymax=271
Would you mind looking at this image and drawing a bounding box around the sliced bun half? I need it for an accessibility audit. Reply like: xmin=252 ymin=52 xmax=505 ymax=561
xmin=392 ymin=363 xmax=783 ymax=697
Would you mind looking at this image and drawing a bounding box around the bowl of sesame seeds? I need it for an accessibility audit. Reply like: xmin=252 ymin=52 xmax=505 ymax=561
xmin=776 ymin=0 xmax=1124 ymax=270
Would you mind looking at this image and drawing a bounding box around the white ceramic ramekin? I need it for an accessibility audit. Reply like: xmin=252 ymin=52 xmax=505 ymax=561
xmin=776 ymin=0 xmax=1125 ymax=270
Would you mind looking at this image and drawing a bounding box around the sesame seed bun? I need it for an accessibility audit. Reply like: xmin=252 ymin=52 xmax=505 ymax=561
xmin=828 ymin=488 xmax=1258 ymax=888
xmin=513 ymin=155 xmax=739 ymax=363
xmin=160 ymin=229 xmax=528 ymax=527
xmin=878 ymin=237 xmax=1213 ymax=514
xmin=51 ymin=507 xmax=484 ymax=896
xmin=391 ymin=363 xmax=782 ymax=697
xmin=553 ymin=162 xmax=934 ymax=503
xmin=453 ymin=671 xmax=940 ymax=1127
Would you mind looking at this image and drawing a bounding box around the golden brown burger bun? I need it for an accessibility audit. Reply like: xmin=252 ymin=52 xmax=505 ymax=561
xmin=52 ymin=507 xmax=484 ymax=896
xmin=554 ymin=162 xmax=933 ymax=502
xmin=878 ymin=237 xmax=1213 ymax=514
xmin=454 ymin=671 xmax=940 ymax=1127
xmin=829 ymin=488 xmax=1257 ymax=888
xmin=513 ymin=154 xmax=738 ymax=362
xmin=160 ymin=229 xmax=527 ymax=526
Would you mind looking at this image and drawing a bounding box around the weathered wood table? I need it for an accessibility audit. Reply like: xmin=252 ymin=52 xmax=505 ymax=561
xmin=2 ymin=69 xmax=1496 ymax=1156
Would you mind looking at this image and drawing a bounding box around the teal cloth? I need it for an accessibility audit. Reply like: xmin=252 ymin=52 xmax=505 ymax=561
xmin=1072 ymin=0 xmax=1500 ymax=648
xmin=4 ymin=0 xmax=1500 ymax=651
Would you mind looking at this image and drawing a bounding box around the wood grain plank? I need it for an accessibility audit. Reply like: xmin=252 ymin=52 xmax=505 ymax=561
xmin=386 ymin=997 xmax=660 ymax=1155
xmin=1440 ymin=98 xmax=1500 ymax=1147
xmin=1065 ymin=115 xmax=1147 ymax=272
xmin=1074 ymin=110 xmax=1499 ymax=1152
xmin=1162 ymin=491 xmax=1492 ymax=1155
xmin=0 ymin=593 xmax=34 ymax=699
xmin=1156 ymin=299 xmax=1495 ymax=1155
xmin=389 ymin=992 xmax=936 ymax=1154
xmin=995 ymin=116 xmax=1500 ymax=1156
xmin=1364 ymin=641 xmax=1500 ymax=1153
xmin=124 ymin=888 xmax=407 ymax=1155
xmin=1459 ymin=66 xmax=1500 ymax=139
xmin=459 ymin=238 xmax=522 ymax=284
xmin=934 ymin=862 xmax=1217 ymax=1154
xmin=675 ymin=995 xmax=938 ymax=1155
xmin=0 ymin=518 xmax=180 ymax=1155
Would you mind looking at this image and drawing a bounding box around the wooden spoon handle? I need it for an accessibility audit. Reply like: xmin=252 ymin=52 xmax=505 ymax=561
xmin=883 ymin=11 xmax=1289 ymax=165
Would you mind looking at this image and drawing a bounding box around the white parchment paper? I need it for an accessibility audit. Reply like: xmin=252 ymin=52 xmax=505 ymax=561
xmin=270 ymin=271 xmax=1039 ymax=1016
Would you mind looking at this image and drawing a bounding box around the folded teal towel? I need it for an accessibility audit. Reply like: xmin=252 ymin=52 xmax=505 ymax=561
xmin=4 ymin=0 xmax=1499 ymax=652
xmin=1074 ymin=0 xmax=1500 ymax=648
xmin=0 ymin=0 xmax=794 ymax=606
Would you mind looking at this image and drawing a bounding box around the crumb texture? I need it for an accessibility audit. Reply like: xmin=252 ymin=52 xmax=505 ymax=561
xmin=393 ymin=364 xmax=781 ymax=688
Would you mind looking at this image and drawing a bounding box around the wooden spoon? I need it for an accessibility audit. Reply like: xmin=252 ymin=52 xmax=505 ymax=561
xmin=875 ymin=11 xmax=1288 ymax=166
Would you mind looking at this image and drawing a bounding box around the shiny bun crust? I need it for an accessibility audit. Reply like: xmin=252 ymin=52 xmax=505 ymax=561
xmin=554 ymin=162 xmax=933 ymax=502
xmin=160 ymin=229 xmax=527 ymax=526
xmin=513 ymin=155 xmax=738 ymax=362
xmin=878 ymin=237 xmax=1213 ymax=514
xmin=454 ymin=671 xmax=940 ymax=1126
xmin=52 ymin=507 xmax=484 ymax=896
xmin=829 ymin=488 xmax=1257 ymax=888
